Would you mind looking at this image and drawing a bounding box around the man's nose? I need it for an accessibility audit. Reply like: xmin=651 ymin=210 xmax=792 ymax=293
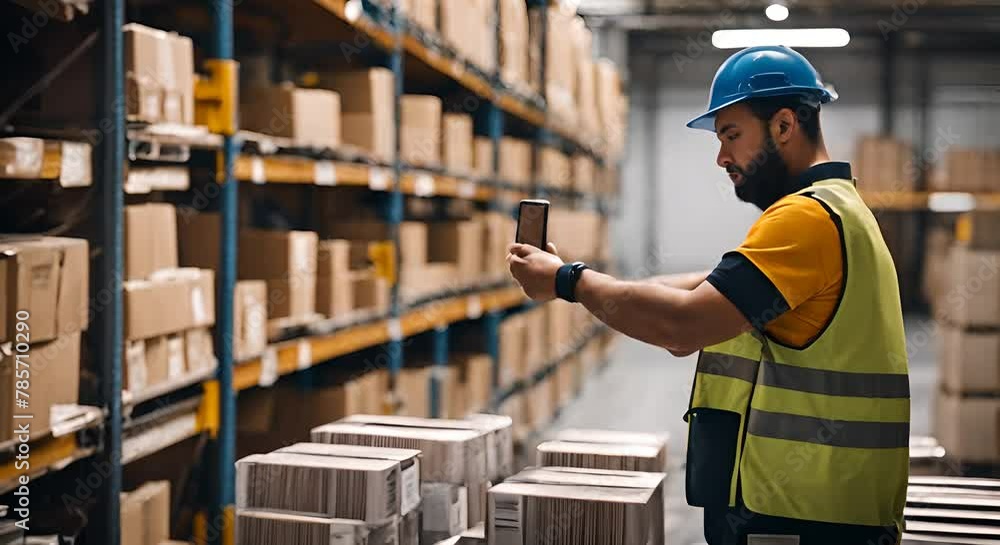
xmin=717 ymin=149 xmax=731 ymax=170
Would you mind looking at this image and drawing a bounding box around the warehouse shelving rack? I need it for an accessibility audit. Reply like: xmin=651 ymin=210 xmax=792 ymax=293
xmin=0 ymin=0 xmax=620 ymax=543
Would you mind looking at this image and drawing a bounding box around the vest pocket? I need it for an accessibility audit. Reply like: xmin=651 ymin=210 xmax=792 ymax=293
xmin=685 ymin=407 xmax=742 ymax=508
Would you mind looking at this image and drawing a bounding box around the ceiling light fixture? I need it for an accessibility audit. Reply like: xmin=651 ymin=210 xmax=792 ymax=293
xmin=712 ymin=28 xmax=851 ymax=49
xmin=765 ymin=3 xmax=789 ymax=22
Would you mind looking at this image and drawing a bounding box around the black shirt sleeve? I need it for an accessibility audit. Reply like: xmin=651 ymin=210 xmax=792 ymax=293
xmin=706 ymin=251 xmax=790 ymax=329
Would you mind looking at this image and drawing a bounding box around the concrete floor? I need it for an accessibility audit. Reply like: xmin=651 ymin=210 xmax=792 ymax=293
xmin=546 ymin=316 xmax=938 ymax=545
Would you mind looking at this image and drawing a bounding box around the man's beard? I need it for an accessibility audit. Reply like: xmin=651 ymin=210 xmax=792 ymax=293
xmin=728 ymin=137 xmax=796 ymax=211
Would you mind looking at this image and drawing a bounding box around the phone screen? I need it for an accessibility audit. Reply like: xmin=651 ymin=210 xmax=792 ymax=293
xmin=516 ymin=200 xmax=549 ymax=249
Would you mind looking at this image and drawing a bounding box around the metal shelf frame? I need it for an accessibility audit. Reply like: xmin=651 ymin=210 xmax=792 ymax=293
xmin=0 ymin=1 xmax=620 ymax=543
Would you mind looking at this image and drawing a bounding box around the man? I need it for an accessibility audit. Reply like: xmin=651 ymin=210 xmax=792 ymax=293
xmin=508 ymin=46 xmax=909 ymax=545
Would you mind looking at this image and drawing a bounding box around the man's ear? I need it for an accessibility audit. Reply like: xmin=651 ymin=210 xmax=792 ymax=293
xmin=770 ymin=108 xmax=796 ymax=145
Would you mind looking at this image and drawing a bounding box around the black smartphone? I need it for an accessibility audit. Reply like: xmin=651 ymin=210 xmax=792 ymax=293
xmin=516 ymin=199 xmax=550 ymax=250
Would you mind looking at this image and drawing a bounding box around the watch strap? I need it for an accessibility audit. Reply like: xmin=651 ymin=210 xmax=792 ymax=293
xmin=556 ymin=262 xmax=588 ymax=303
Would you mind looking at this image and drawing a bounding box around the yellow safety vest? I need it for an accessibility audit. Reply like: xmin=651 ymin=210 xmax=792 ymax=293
xmin=685 ymin=178 xmax=909 ymax=534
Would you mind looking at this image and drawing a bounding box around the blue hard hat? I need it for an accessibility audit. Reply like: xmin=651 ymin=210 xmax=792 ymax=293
xmin=687 ymin=45 xmax=837 ymax=132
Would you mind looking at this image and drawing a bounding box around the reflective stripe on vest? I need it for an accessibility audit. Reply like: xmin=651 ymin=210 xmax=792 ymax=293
xmin=747 ymin=408 xmax=910 ymax=449
xmin=697 ymin=352 xmax=759 ymax=383
xmin=760 ymin=360 xmax=909 ymax=398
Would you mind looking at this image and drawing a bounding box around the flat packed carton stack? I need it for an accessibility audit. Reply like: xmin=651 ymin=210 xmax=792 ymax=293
xmin=487 ymin=466 xmax=666 ymax=545
xmin=0 ymin=236 xmax=88 ymax=442
xmin=124 ymin=204 xmax=217 ymax=394
xmin=933 ymin=147 xmax=1000 ymax=192
xmin=854 ymin=135 xmax=915 ymax=192
xmin=241 ymin=83 xmax=341 ymax=149
xmin=120 ymin=480 xmax=172 ymax=545
xmin=319 ymin=68 xmax=396 ymax=163
xmin=312 ymin=414 xmax=505 ymax=542
xmin=935 ymin=210 xmax=1000 ymax=463
xmin=235 ymin=442 xmax=422 ymax=545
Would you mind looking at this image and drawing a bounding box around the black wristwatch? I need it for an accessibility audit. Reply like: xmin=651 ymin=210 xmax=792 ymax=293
xmin=555 ymin=262 xmax=589 ymax=303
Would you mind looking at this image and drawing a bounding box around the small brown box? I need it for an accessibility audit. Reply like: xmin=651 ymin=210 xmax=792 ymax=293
xmin=939 ymin=324 xmax=1000 ymax=394
xmin=472 ymin=137 xmax=494 ymax=178
xmin=935 ymin=389 xmax=1000 ymax=463
xmin=319 ymin=68 xmax=396 ymax=162
xmin=442 ymin=113 xmax=474 ymax=174
xmin=234 ymin=280 xmax=268 ymax=361
xmin=499 ymin=138 xmax=532 ymax=186
xmin=240 ymin=84 xmax=341 ymax=149
xmin=0 ymin=332 xmax=81 ymax=441
xmin=125 ymin=203 xmax=179 ymax=280
xmin=352 ymin=270 xmax=390 ymax=313
xmin=401 ymin=95 xmax=443 ymax=168
xmin=429 ymin=221 xmax=484 ymax=284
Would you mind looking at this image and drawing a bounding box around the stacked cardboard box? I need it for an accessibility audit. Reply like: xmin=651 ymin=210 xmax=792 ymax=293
xmin=473 ymin=137 xmax=494 ymax=179
xmin=595 ymin=59 xmax=626 ymax=159
xmin=319 ymin=68 xmax=396 ymax=163
xmin=545 ymin=301 xmax=574 ymax=361
xmin=499 ymin=0 xmax=529 ymax=89
xmin=499 ymin=138 xmax=533 ymax=188
xmin=455 ymin=354 xmax=493 ymax=415
xmin=537 ymin=440 xmax=665 ymax=473
xmin=854 ymin=135 xmax=915 ymax=192
xmin=934 ymin=211 xmax=1000 ymax=462
xmin=935 ymin=148 xmax=1000 ymax=192
xmin=443 ymin=113 xmax=474 ymax=175
xmin=240 ymin=229 xmax=319 ymax=322
xmin=571 ymin=18 xmax=599 ymax=142
xmin=480 ymin=211 xmax=516 ymax=282
xmin=440 ymin=0 xmax=496 ymax=72
xmin=120 ymin=481 xmax=171 ymax=545
xmin=123 ymin=24 xmax=195 ymax=125
xmin=125 ymin=203 xmax=180 ymax=281
xmin=526 ymin=374 xmax=555 ymax=431
xmin=571 ymin=154 xmax=596 ymax=194
xmin=529 ymin=7 xmax=577 ymax=127
xmin=553 ymin=355 xmax=577 ymax=408
xmin=317 ymin=239 xmax=389 ymax=318
xmin=234 ymin=281 xmax=267 ymax=362
xmin=499 ymin=314 xmax=526 ymax=388
xmin=240 ymin=84 xmax=341 ymax=149
xmin=235 ymin=442 xmax=422 ymax=545
xmin=397 ymin=364 xmax=460 ymax=418
xmin=488 ymin=467 xmax=665 ymax=545
xmin=401 ymin=95 xmax=443 ymax=168
xmin=0 ymin=236 xmax=88 ymax=441
xmin=549 ymin=428 xmax=669 ymax=472
xmin=548 ymin=210 xmax=602 ymax=262
xmin=535 ymin=147 xmax=572 ymax=190
xmin=429 ymin=221 xmax=484 ymax=286
xmin=312 ymin=419 xmax=490 ymax=542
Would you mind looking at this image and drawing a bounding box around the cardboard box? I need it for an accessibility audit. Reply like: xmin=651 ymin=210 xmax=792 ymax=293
xmin=422 ymin=482 xmax=469 ymax=543
xmin=0 ymin=331 xmax=81 ymax=441
xmin=125 ymin=203 xmax=179 ymax=281
xmin=499 ymin=0 xmax=529 ymax=86
xmin=456 ymin=353 xmax=492 ymax=414
xmin=443 ymin=113 xmax=474 ymax=174
xmin=400 ymin=263 xmax=458 ymax=302
xmin=503 ymin=466 xmax=666 ymax=545
xmin=312 ymin=421 xmax=489 ymax=523
xmin=234 ymin=281 xmax=267 ymax=361
xmin=498 ymin=315 xmax=525 ymax=388
xmin=433 ymin=524 xmax=485 ymax=545
xmin=545 ymin=301 xmax=574 ymax=360
xmin=944 ymin=245 xmax=1000 ymax=327
xmin=146 ymin=333 xmax=187 ymax=385
xmin=241 ymin=84 xmax=341 ymax=149
xmin=123 ymin=24 xmax=196 ymax=124
xmin=536 ymin=147 xmax=571 ymax=189
xmin=235 ymin=510 xmax=388 ymax=545
xmin=0 ymin=236 xmax=89 ymax=343
xmin=527 ymin=375 xmax=554 ymax=429
xmin=401 ymin=95 xmax=443 ymax=168
xmin=263 ymin=276 xmax=315 ymax=320
xmin=325 ymin=221 xmax=427 ymax=266
xmin=479 ymin=212 xmax=515 ymax=278
xmin=396 ymin=365 xmax=454 ymax=418
xmin=935 ymin=389 xmax=1000 ymax=462
xmin=522 ymin=308 xmax=546 ymax=375
xmin=236 ymin=452 xmax=402 ymax=521
xmin=352 ymin=270 xmax=390 ymax=313
xmin=572 ymin=154 xmax=595 ymax=194
xmin=319 ymin=68 xmax=395 ymax=161
xmin=175 ymin=210 xmax=220 ymax=271
xmin=488 ymin=471 xmax=662 ymax=545
xmin=537 ymin=439 xmax=665 ymax=473
xmin=120 ymin=492 xmax=145 ymax=545
xmin=429 ymin=221 xmax=484 ymax=284
xmin=130 ymin=481 xmax=171 ymax=545
xmin=276 ymin=441 xmax=422 ymax=518
xmin=957 ymin=210 xmax=1000 ymax=251
xmin=551 ymin=429 xmax=669 ymax=471
xmin=472 ymin=137 xmax=494 ymax=179
xmin=185 ymin=327 xmax=216 ymax=372
xmin=317 ymin=271 xmax=353 ymax=318
xmin=401 ymin=0 xmax=437 ymax=30
xmin=0 ymin=138 xmax=92 ymax=187
xmin=939 ymin=324 xmax=1000 ymax=394
xmin=499 ymin=138 xmax=532 ymax=186
xmin=124 ymin=268 xmax=215 ymax=340
xmin=239 ymin=229 xmax=318 ymax=281
xmin=439 ymin=0 xmax=495 ymax=72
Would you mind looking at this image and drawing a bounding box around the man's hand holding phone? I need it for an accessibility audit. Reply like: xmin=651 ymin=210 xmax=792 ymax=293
xmin=510 ymin=199 xmax=564 ymax=300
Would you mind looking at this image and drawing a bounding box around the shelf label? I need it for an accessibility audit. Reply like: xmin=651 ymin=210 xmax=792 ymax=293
xmin=297 ymin=340 xmax=313 ymax=371
xmin=369 ymin=167 xmax=390 ymax=191
xmin=467 ymin=295 xmax=483 ymax=319
xmin=259 ymin=347 xmax=278 ymax=388
xmin=314 ymin=161 xmax=337 ymax=186
xmin=387 ymin=318 xmax=403 ymax=342
xmin=251 ymin=157 xmax=265 ymax=184
xmin=414 ymin=173 xmax=435 ymax=197
xmin=458 ymin=180 xmax=477 ymax=199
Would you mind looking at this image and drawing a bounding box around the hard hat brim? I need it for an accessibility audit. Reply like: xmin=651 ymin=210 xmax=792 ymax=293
xmin=686 ymin=86 xmax=838 ymax=132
